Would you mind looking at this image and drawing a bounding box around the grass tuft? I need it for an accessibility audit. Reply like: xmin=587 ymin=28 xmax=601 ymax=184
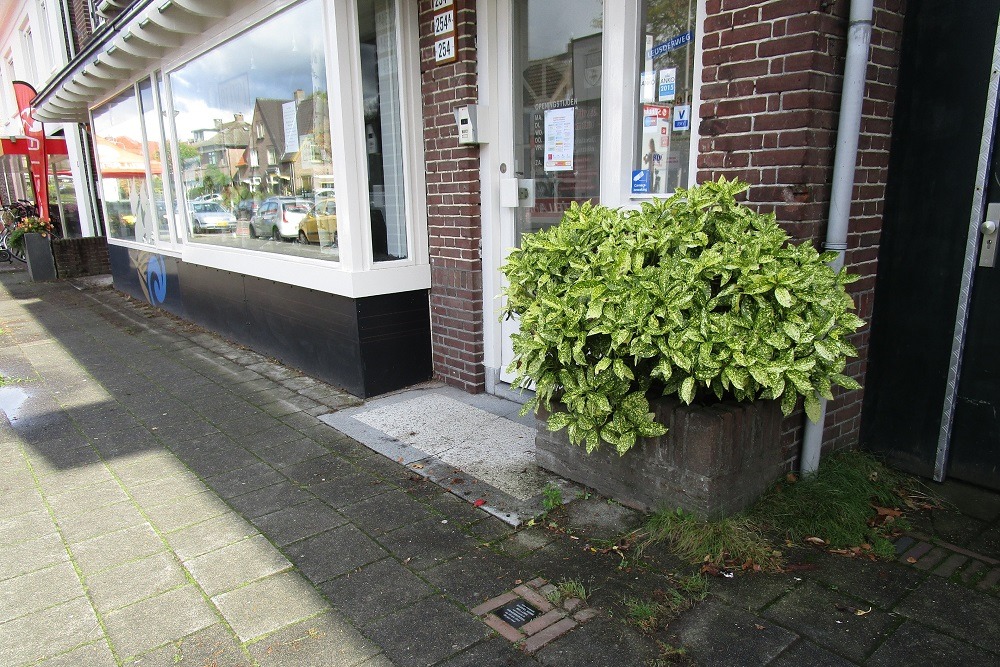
xmin=640 ymin=509 xmax=781 ymax=569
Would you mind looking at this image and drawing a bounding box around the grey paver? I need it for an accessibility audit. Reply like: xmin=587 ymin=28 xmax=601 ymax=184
xmin=36 ymin=465 xmax=116 ymax=496
xmin=0 ymin=532 xmax=70 ymax=581
xmin=867 ymin=618 xmax=999 ymax=666
xmin=68 ymin=522 xmax=165 ymax=575
xmin=103 ymin=586 xmax=217 ymax=660
xmin=46 ymin=478 xmax=129 ymax=518
xmin=252 ymin=438 xmax=329 ymax=469
xmin=36 ymin=641 xmax=117 ymax=667
xmin=58 ymin=499 xmax=147 ymax=544
xmin=225 ymin=480 xmax=313 ymax=519
xmin=769 ymin=639 xmax=855 ymax=667
xmin=204 ymin=461 xmax=286 ymax=499
xmin=0 ymin=561 xmax=84 ymax=624
xmin=436 ymin=637 xmax=536 ymax=667
xmin=283 ymin=524 xmax=388 ymax=584
xmin=0 ymin=596 xmax=104 ymax=666
xmin=422 ymin=548 xmax=529 ymax=608
xmin=668 ymin=600 xmax=798 ymax=667
xmin=933 ymin=552 xmax=968 ymax=577
xmin=248 ymin=612 xmax=382 ymax=667
xmin=185 ymin=534 xmax=291 ymax=597
xmin=318 ymin=557 xmax=435 ymax=625
xmin=0 ymin=508 xmax=57 ymax=547
xmin=377 ymin=517 xmax=478 ymax=570
xmin=311 ymin=471 xmax=392 ymax=508
xmin=127 ymin=472 xmax=210 ymax=508
xmin=124 ymin=624 xmax=250 ymax=667
xmin=250 ymin=498 xmax=347 ymax=546
xmin=86 ymin=552 xmax=189 ymax=613
xmin=363 ymin=596 xmax=490 ymax=666
xmin=143 ymin=491 xmax=230 ymax=533
xmin=803 ymin=553 xmax=926 ymax=609
xmin=895 ymin=575 xmax=1000 ymax=653
xmin=164 ymin=512 xmax=258 ymax=561
xmin=339 ymin=490 xmax=435 ymax=535
xmin=211 ymin=571 xmax=330 ymax=641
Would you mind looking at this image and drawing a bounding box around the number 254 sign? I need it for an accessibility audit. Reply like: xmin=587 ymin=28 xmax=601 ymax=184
xmin=433 ymin=0 xmax=457 ymax=65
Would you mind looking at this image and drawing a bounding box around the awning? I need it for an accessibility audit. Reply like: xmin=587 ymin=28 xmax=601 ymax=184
xmin=95 ymin=136 xmax=162 ymax=178
xmin=33 ymin=0 xmax=245 ymax=124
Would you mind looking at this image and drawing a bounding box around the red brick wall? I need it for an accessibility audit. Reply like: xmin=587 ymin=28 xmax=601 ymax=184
xmin=697 ymin=0 xmax=906 ymax=464
xmin=418 ymin=0 xmax=486 ymax=393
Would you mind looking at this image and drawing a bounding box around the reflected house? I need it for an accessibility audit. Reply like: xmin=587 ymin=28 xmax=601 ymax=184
xmin=246 ymin=98 xmax=291 ymax=196
xmin=285 ymin=92 xmax=335 ymax=196
xmin=187 ymin=114 xmax=251 ymax=193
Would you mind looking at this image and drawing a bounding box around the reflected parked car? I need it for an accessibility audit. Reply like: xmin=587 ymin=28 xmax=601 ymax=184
xmin=235 ymin=199 xmax=259 ymax=221
xmin=298 ymin=198 xmax=337 ymax=245
xmin=188 ymin=201 xmax=236 ymax=234
xmin=249 ymin=197 xmax=311 ymax=241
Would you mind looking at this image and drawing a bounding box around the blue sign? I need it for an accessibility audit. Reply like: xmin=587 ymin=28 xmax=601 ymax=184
xmin=648 ymin=32 xmax=693 ymax=60
xmin=673 ymin=105 xmax=691 ymax=132
xmin=659 ymin=76 xmax=675 ymax=101
xmin=631 ymin=170 xmax=651 ymax=194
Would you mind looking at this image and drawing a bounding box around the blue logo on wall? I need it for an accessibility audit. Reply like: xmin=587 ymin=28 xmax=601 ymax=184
xmin=146 ymin=255 xmax=167 ymax=305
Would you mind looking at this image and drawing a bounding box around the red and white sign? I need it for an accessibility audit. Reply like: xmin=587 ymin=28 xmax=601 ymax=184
xmin=12 ymin=81 xmax=49 ymax=221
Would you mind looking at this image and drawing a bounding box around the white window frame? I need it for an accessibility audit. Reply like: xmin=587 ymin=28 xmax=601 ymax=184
xmin=88 ymin=0 xmax=429 ymax=300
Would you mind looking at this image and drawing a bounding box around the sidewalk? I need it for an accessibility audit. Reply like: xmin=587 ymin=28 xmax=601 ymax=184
xmin=1 ymin=265 xmax=998 ymax=666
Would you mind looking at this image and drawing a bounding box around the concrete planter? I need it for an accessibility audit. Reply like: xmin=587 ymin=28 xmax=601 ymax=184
xmin=24 ymin=232 xmax=56 ymax=282
xmin=535 ymin=397 xmax=784 ymax=519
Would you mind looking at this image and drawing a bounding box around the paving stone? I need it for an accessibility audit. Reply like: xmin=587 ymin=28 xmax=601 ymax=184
xmin=896 ymin=575 xmax=1000 ymax=653
xmin=0 ymin=487 xmax=45 ymax=519
xmin=225 ymin=480 xmax=313 ymax=519
xmin=319 ymin=558 xmax=435 ymax=625
xmin=36 ymin=641 xmax=117 ymax=667
xmin=423 ymin=548 xmax=530 ymax=609
xmin=279 ymin=453 xmax=355 ymax=487
xmin=174 ymin=443 xmax=261 ymax=479
xmin=127 ymin=472 xmax=209 ymax=508
xmin=867 ymin=619 xmax=999 ymax=667
xmin=340 ymin=489 xmax=435 ymax=535
xmin=668 ymin=600 xmax=798 ymax=667
xmin=254 ymin=438 xmax=329 ymax=469
xmin=536 ymin=617 xmax=659 ymax=664
xmin=164 ymin=512 xmax=259 ymax=561
xmin=968 ymin=524 xmax=1000 ymax=562
xmin=901 ymin=541 xmax=933 ymax=562
xmin=250 ymin=499 xmax=347 ymax=546
xmin=283 ymin=524 xmax=388 ymax=584
xmin=0 ymin=532 xmax=70 ymax=580
xmin=494 ymin=527 xmax=555 ymax=558
xmin=58 ymin=499 xmax=147 ymax=544
xmin=933 ymin=553 xmax=968 ymax=577
xmin=0 ymin=508 xmax=57 ymax=548
xmin=144 ymin=491 xmax=230 ymax=533
xmin=768 ymin=639 xmax=855 ymax=667
xmin=377 ymin=517 xmax=479 ymax=570
xmin=46 ymin=478 xmax=130 ymax=518
xmin=103 ymin=586 xmax=217 ymax=660
xmin=932 ymin=480 xmax=1000 ymax=522
xmin=36 ymin=465 xmax=116 ymax=496
xmin=212 ymin=571 xmax=330 ymax=641
xmin=802 ymin=553 xmax=927 ymax=609
xmin=976 ymin=566 xmax=1000 ymax=591
xmin=247 ymin=611 xmax=382 ymax=666
xmin=0 ymin=596 xmax=104 ymax=666
xmin=125 ymin=623 xmax=251 ymax=666
xmin=311 ymin=471 xmax=392 ymax=508
xmin=204 ymin=462 xmax=286 ymax=499
xmin=436 ymin=636 xmax=536 ymax=667
xmin=363 ymin=596 xmax=490 ymax=667
xmin=185 ymin=534 xmax=292 ymax=596
xmin=910 ymin=508 xmax=989 ymax=549
xmin=69 ymin=522 xmax=165 ymax=575
xmin=959 ymin=559 xmax=987 ymax=584
xmin=706 ymin=572 xmax=799 ymax=612
xmin=0 ymin=561 xmax=84 ymax=624
xmin=760 ymin=581 xmax=899 ymax=661
xmin=86 ymin=552 xmax=189 ymax=613
xmin=110 ymin=454 xmax=188 ymax=489
xmin=914 ymin=546 xmax=949 ymax=571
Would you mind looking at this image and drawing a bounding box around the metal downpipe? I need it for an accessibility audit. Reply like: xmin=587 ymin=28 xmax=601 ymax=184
xmin=801 ymin=0 xmax=874 ymax=475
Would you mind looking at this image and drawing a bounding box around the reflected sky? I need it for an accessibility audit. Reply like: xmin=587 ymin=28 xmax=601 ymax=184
xmin=169 ymin=0 xmax=327 ymax=140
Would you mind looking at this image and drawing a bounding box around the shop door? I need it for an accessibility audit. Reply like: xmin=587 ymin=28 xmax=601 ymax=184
xmin=498 ymin=0 xmax=604 ymax=384
xmin=947 ymin=140 xmax=1000 ymax=490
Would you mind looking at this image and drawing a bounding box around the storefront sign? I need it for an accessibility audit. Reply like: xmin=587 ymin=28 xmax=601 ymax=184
xmin=632 ymin=169 xmax=651 ymax=194
xmin=659 ymin=68 xmax=676 ymax=102
xmin=12 ymin=81 xmax=49 ymax=221
xmin=544 ymin=107 xmax=574 ymax=171
xmin=282 ymin=101 xmax=299 ymax=154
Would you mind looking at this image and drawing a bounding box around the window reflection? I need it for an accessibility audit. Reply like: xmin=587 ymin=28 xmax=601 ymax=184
xmin=91 ymin=87 xmax=155 ymax=244
xmin=634 ymin=0 xmax=697 ymax=196
xmin=167 ymin=0 xmax=339 ymax=260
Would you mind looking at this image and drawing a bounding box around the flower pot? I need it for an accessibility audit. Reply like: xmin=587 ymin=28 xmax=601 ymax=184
xmin=535 ymin=397 xmax=783 ymax=520
xmin=24 ymin=232 xmax=56 ymax=282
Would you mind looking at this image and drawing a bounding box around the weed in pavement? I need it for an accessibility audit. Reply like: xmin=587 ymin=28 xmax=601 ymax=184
xmin=542 ymin=483 xmax=563 ymax=512
xmin=639 ymin=509 xmax=780 ymax=569
xmin=546 ymin=578 xmax=588 ymax=605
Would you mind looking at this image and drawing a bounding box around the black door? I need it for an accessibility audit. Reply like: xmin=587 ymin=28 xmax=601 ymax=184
xmin=861 ymin=1 xmax=1000 ymax=489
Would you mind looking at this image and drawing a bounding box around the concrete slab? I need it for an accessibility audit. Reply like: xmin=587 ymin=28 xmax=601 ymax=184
xmin=894 ymin=575 xmax=1000 ymax=654
xmin=318 ymin=557 xmax=435 ymax=626
xmin=0 ymin=561 xmax=84 ymax=624
xmin=363 ymin=596 xmax=490 ymax=667
xmin=143 ymin=491 xmax=230 ymax=534
xmin=69 ymin=522 xmax=166 ymax=576
xmin=283 ymin=524 xmax=388 ymax=585
xmin=250 ymin=499 xmax=348 ymax=546
xmin=0 ymin=532 xmax=70 ymax=580
xmin=867 ymin=619 xmax=999 ymax=667
xmin=211 ymin=571 xmax=330 ymax=642
xmin=0 ymin=596 xmax=104 ymax=666
xmin=185 ymin=534 xmax=292 ymax=597
xmin=103 ymin=586 xmax=217 ymax=660
xmin=86 ymin=552 xmax=190 ymax=613
xmin=36 ymin=641 xmax=117 ymax=667
xmin=164 ymin=512 xmax=259 ymax=562
xmin=668 ymin=600 xmax=798 ymax=667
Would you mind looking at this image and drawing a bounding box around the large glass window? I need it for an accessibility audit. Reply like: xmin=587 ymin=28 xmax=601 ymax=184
xmin=359 ymin=0 xmax=407 ymax=261
xmin=512 ymin=0 xmax=603 ymax=246
xmin=633 ymin=0 xmax=697 ymax=196
xmin=91 ymin=87 xmax=155 ymax=243
xmin=139 ymin=79 xmax=171 ymax=243
xmin=167 ymin=0 xmax=338 ymax=260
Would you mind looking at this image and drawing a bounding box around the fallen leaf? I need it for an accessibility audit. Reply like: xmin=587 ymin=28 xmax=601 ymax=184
xmin=906 ymin=556 xmax=918 ymax=564
xmin=805 ymin=536 xmax=826 ymax=545
xmin=874 ymin=506 xmax=902 ymax=517
xmin=854 ymin=607 xmax=872 ymax=616
xmin=473 ymin=498 xmax=486 ymax=507
xmin=755 ymin=624 xmax=766 ymax=630
xmin=411 ymin=463 xmax=424 ymax=469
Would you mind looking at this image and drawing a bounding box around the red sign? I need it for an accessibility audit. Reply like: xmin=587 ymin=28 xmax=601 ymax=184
xmin=12 ymin=81 xmax=49 ymax=221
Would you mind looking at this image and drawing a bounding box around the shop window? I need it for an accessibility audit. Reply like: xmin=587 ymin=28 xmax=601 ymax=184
xmin=167 ymin=0 xmax=339 ymax=258
xmin=633 ymin=0 xmax=698 ymax=196
xmin=139 ymin=78 xmax=173 ymax=243
xmin=358 ymin=0 xmax=407 ymax=261
xmin=91 ymin=87 xmax=155 ymax=244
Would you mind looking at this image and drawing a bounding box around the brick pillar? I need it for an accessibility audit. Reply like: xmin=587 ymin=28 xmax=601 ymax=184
xmin=698 ymin=0 xmax=906 ymax=460
xmin=419 ymin=0 xmax=486 ymax=393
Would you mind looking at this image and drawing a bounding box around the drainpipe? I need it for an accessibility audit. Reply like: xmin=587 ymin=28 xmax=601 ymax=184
xmin=800 ymin=0 xmax=874 ymax=475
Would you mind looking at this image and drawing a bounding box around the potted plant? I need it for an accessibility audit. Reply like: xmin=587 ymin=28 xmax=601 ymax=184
xmin=16 ymin=216 xmax=58 ymax=281
xmin=500 ymin=178 xmax=864 ymax=518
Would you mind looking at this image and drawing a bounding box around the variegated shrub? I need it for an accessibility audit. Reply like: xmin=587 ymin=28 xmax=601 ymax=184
xmin=501 ymin=178 xmax=863 ymax=455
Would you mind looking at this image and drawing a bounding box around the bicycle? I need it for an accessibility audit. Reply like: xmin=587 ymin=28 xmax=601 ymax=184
xmin=0 ymin=199 xmax=40 ymax=263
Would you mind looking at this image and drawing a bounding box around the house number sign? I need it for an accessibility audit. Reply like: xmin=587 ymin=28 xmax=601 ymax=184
xmin=433 ymin=0 xmax=457 ymax=65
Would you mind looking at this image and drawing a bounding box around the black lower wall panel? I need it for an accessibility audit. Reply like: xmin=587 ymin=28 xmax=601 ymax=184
xmin=108 ymin=246 xmax=431 ymax=399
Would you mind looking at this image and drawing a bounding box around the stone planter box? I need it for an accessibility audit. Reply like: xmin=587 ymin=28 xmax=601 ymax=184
xmin=535 ymin=397 xmax=783 ymax=519
xmin=24 ymin=232 xmax=56 ymax=282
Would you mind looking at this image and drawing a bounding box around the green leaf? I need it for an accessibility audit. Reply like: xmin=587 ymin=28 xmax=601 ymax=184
xmin=803 ymin=391 xmax=822 ymax=423
xmin=680 ymin=377 xmax=696 ymax=404
xmin=774 ymin=287 xmax=793 ymax=307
